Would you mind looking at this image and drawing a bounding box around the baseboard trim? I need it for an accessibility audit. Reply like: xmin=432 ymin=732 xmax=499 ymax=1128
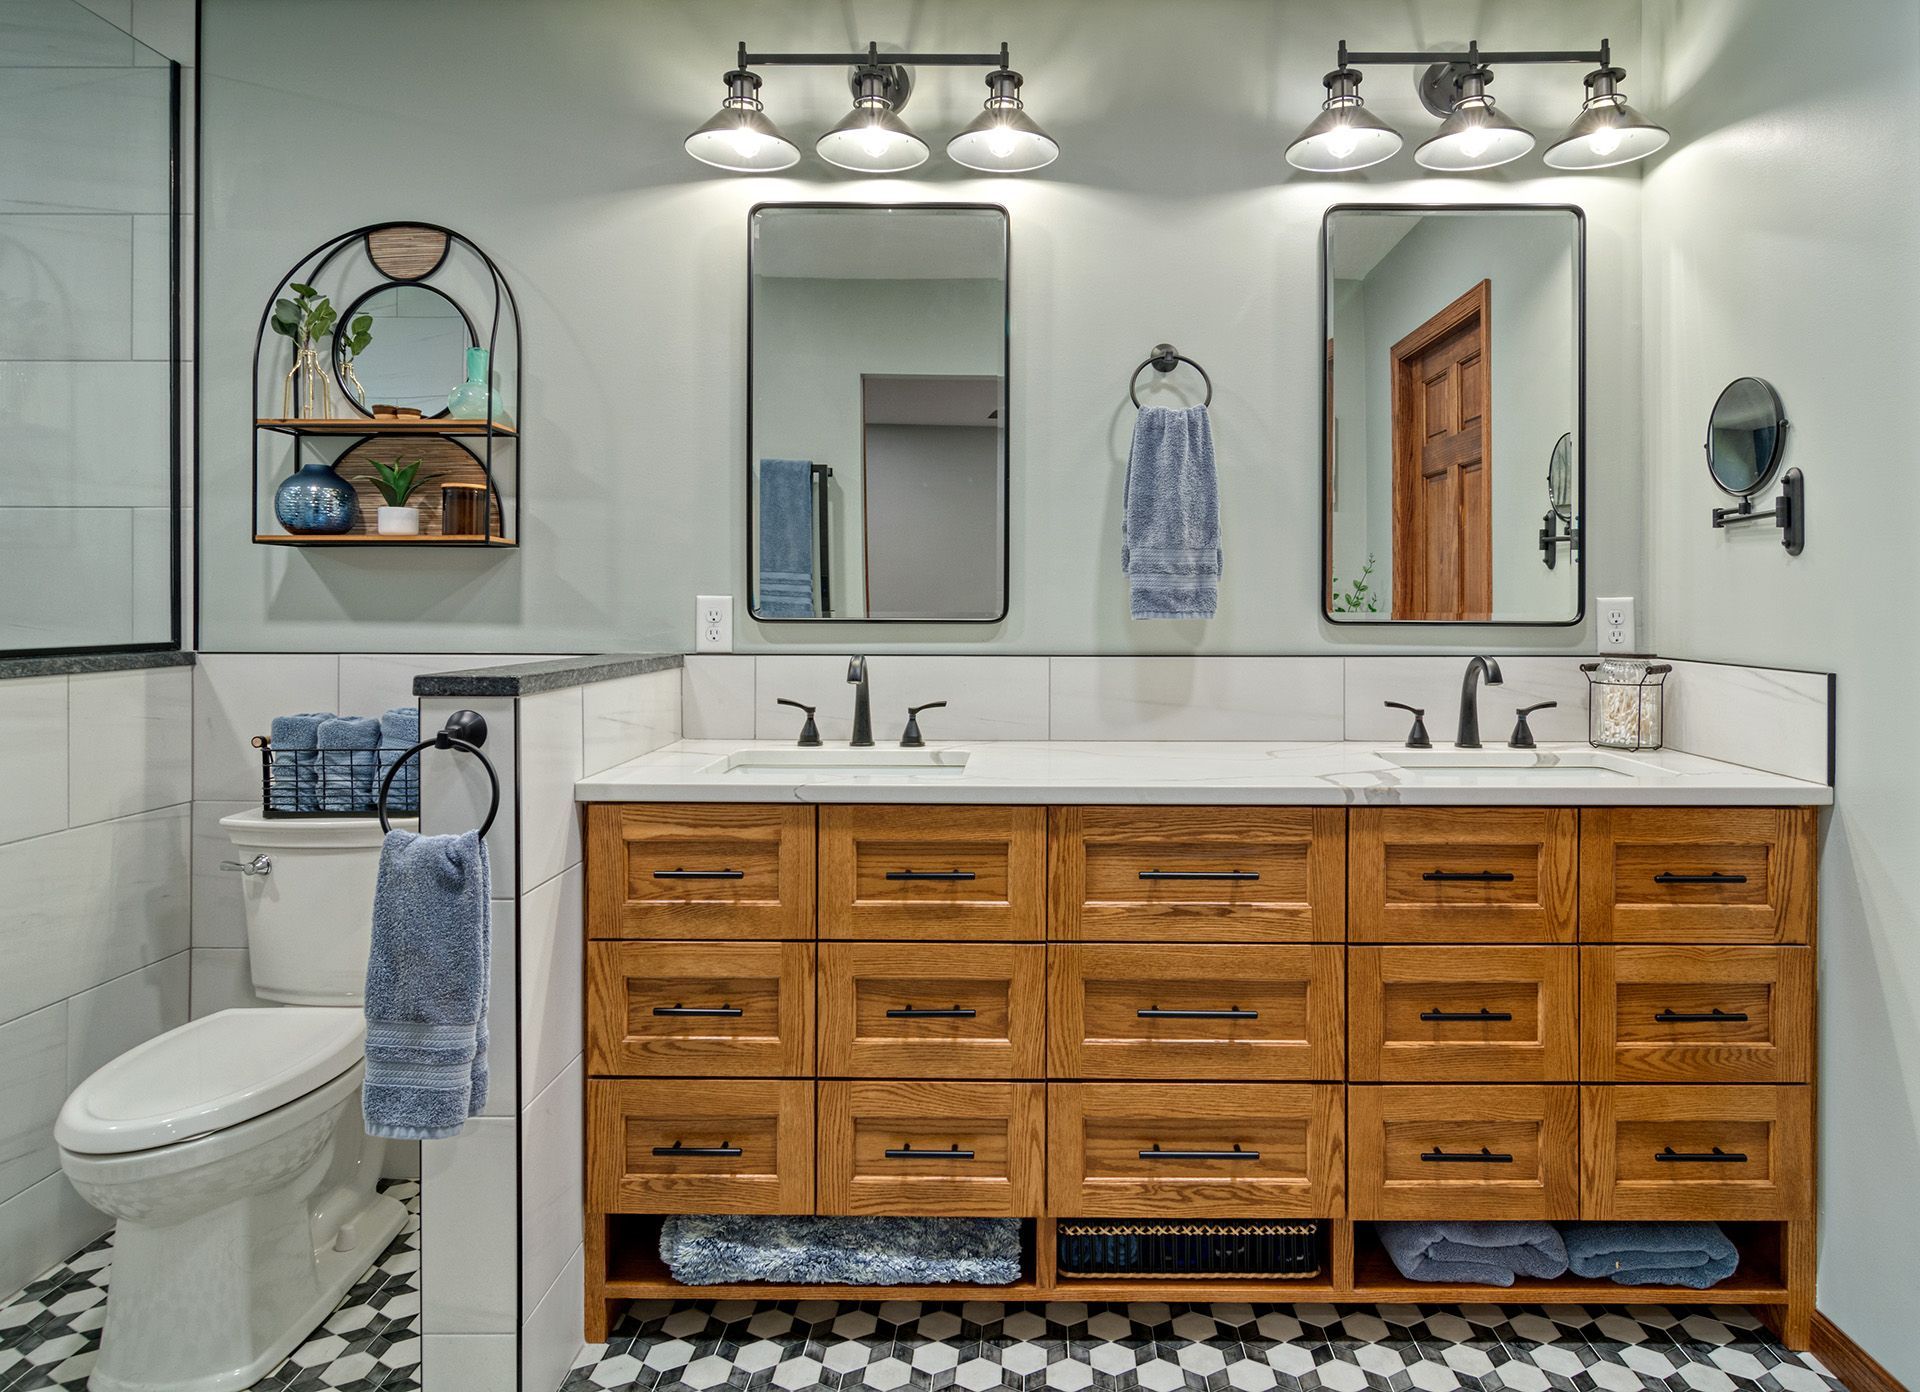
xmin=1813 ymin=1313 xmax=1909 ymax=1392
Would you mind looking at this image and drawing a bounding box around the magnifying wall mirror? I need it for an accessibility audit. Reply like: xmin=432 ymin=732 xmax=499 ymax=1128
xmin=1548 ymin=432 xmax=1574 ymax=518
xmin=1706 ymin=376 xmax=1788 ymax=497
xmin=334 ymin=282 xmax=477 ymax=417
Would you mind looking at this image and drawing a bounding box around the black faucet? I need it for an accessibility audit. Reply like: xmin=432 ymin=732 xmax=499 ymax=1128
xmin=847 ymin=656 xmax=874 ymax=747
xmin=1455 ymin=656 xmax=1505 ymax=748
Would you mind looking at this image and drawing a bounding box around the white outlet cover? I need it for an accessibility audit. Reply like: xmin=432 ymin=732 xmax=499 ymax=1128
xmin=1598 ymin=595 xmax=1636 ymax=651
xmin=696 ymin=595 xmax=733 ymax=653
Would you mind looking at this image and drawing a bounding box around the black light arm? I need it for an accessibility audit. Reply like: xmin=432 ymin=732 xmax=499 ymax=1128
xmin=1337 ymin=38 xmax=1611 ymax=68
xmin=736 ymin=39 xmax=1011 ymax=71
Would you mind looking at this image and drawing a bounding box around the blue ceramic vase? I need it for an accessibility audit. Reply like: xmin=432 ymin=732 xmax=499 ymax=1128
xmin=274 ymin=458 xmax=358 ymax=534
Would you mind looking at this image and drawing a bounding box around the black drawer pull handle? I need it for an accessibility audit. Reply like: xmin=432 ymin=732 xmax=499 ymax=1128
xmin=886 ymin=1005 xmax=977 ymax=1019
xmin=1139 ymin=1143 xmax=1260 ymax=1161
xmin=1138 ymin=869 xmax=1261 ymax=881
xmin=653 ymin=869 xmax=745 ymax=880
xmin=652 ymin=1003 xmax=744 ymax=1018
xmin=1653 ymin=871 xmax=1748 ymax=885
xmin=1423 ymin=870 xmax=1516 ymax=883
xmin=1138 ymin=1006 xmax=1260 ymax=1020
xmin=1422 ymin=1146 xmax=1514 ymax=1163
xmin=1420 ymin=1007 xmax=1514 ymax=1023
xmin=885 ymin=869 xmax=977 ymax=882
xmin=1657 ymin=1145 xmax=1748 ymax=1164
xmin=653 ymin=1141 xmax=742 ymax=1158
xmin=1655 ymin=1007 xmax=1750 ymax=1024
xmin=884 ymin=1143 xmax=974 ymax=1160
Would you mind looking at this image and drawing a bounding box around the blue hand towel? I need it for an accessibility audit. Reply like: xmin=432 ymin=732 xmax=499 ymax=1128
xmin=659 ymin=1215 xmax=1022 ymax=1286
xmin=1562 ymin=1222 xmax=1739 ymax=1289
xmin=362 ymin=829 xmax=492 ymax=1140
xmin=1378 ymin=1221 xmax=1570 ymax=1287
xmin=377 ymin=707 xmax=421 ymax=813
xmin=268 ymin=712 xmax=332 ymax=812
xmin=316 ymin=715 xmax=381 ymax=813
xmin=757 ymin=457 xmax=816 ymax=617
xmin=1123 ymin=404 xmax=1220 ymax=620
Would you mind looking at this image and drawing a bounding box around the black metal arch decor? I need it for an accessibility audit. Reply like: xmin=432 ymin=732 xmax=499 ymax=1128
xmin=250 ymin=221 xmax=523 ymax=549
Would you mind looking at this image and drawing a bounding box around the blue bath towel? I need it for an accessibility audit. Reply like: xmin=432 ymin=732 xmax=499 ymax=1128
xmin=377 ymin=707 xmax=421 ymax=813
xmin=659 ymin=1215 xmax=1022 ymax=1286
xmin=757 ymin=457 xmax=816 ymax=617
xmin=1378 ymin=1221 xmax=1570 ymax=1287
xmin=316 ymin=715 xmax=381 ymax=813
xmin=1562 ymin=1222 xmax=1739 ymax=1289
xmin=362 ymin=829 xmax=491 ymax=1140
xmin=1123 ymin=404 xmax=1220 ymax=619
xmin=268 ymin=712 xmax=332 ymax=812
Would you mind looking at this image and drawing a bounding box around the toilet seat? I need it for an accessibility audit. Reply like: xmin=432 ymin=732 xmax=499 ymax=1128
xmin=57 ymin=1008 xmax=365 ymax=1155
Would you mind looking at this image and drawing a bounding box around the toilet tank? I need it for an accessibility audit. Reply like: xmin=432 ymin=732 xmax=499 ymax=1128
xmin=219 ymin=810 xmax=417 ymax=1006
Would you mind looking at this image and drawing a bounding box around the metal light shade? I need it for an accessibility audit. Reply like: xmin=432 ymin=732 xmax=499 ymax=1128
xmin=947 ymin=69 xmax=1059 ymax=172
xmin=1544 ymin=67 xmax=1670 ymax=169
xmin=816 ymin=88 xmax=930 ymax=173
xmin=1286 ymin=70 xmax=1402 ymax=172
xmin=685 ymin=72 xmax=800 ymax=172
xmin=1415 ymin=82 xmax=1535 ymax=171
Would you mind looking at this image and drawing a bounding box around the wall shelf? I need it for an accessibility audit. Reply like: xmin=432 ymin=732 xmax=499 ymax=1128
xmin=256 ymin=417 xmax=517 ymax=438
xmin=252 ymin=533 xmax=516 ymax=548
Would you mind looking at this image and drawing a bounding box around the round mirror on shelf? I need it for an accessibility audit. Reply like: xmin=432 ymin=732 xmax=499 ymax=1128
xmin=1705 ymin=376 xmax=1789 ymax=497
xmin=1547 ymin=432 xmax=1574 ymax=519
xmin=333 ymin=282 xmax=477 ymax=418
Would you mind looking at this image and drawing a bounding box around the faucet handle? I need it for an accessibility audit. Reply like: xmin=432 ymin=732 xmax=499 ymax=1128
xmin=775 ymin=698 xmax=822 ymax=748
xmin=1384 ymin=701 xmax=1432 ymax=749
xmin=1508 ymin=701 xmax=1558 ymax=750
xmin=901 ymin=701 xmax=947 ymax=748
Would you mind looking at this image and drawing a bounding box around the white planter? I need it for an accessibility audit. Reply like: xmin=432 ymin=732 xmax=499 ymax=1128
xmin=376 ymin=506 xmax=420 ymax=536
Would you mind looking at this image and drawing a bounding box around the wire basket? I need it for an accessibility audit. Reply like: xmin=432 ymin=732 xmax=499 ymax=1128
xmin=255 ymin=736 xmax=418 ymax=819
xmin=1057 ymin=1220 xmax=1323 ymax=1280
xmin=1581 ymin=660 xmax=1672 ymax=751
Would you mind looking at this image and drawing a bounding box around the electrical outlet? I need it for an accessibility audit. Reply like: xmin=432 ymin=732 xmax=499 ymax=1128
xmin=1599 ymin=596 xmax=1636 ymax=652
xmin=696 ymin=595 xmax=732 ymax=653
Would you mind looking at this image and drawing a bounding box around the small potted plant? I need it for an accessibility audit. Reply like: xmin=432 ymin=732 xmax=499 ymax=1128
xmin=364 ymin=458 xmax=424 ymax=535
xmin=270 ymin=283 xmax=340 ymax=418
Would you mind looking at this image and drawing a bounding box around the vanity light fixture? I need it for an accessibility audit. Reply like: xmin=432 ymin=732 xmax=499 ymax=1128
xmin=1543 ymin=65 xmax=1671 ymax=169
xmin=684 ymin=69 xmax=802 ymax=172
xmin=1284 ymin=68 xmax=1402 ymax=172
xmin=947 ymin=68 xmax=1060 ymax=173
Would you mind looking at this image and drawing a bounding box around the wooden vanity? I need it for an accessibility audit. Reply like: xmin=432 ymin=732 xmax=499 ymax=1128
xmin=583 ymin=801 xmax=1817 ymax=1345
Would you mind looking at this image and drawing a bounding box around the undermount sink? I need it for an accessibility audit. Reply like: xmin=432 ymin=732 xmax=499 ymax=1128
xmin=701 ymin=748 xmax=972 ymax=779
xmin=1379 ymin=748 xmax=1673 ymax=784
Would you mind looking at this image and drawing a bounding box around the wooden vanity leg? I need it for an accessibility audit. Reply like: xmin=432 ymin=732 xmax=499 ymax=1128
xmin=1331 ymin=1218 xmax=1356 ymax=1297
xmin=1781 ymin=1219 xmax=1816 ymax=1350
xmin=584 ymin=1210 xmax=614 ymax=1344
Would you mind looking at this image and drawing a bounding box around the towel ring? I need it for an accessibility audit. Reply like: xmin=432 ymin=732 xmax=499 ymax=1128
xmin=377 ymin=708 xmax=500 ymax=838
xmin=1129 ymin=342 xmax=1213 ymax=408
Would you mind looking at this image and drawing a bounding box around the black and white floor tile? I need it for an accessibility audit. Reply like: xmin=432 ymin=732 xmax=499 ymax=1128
xmin=0 ymin=1180 xmax=421 ymax=1392
xmin=562 ymin=1299 xmax=1850 ymax=1392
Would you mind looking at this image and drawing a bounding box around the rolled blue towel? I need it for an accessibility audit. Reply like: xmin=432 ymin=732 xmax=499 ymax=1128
xmin=377 ymin=707 xmax=421 ymax=812
xmin=268 ymin=712 xmax=332 ymax=812
xmin=362 ymin=829 xmax=491 ymax=1140
xmin=1122 ymin=404 xmax=1220 ymax=620
xmin=1378 ymin=1221 xmax=1570 ymax=1287
xmin=316 ymin=714 xmax=381 ymax=813
xmin=1562 ymin=1222 xmax=1739 ymax=1289
xmin=660 ymin=1215 xmax=1022 ymax=1286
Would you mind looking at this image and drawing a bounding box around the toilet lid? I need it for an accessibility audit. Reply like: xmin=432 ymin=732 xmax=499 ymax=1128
xmin=57 ymin=1008 xmax=365 ymax=1155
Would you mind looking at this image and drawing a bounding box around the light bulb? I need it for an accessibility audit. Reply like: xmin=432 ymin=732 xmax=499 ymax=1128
xmin=987 ymin=125 xmax=1019 ymax=159
xmin=1587 ymin=123 xmax=1622 ymax=157
xmin=860 ymin=123 xmax=892 ymax=159
xmin=1326 ymin=125 xmax=1360 ymax=160
xmin=730 ymin=127 xmax=766 ymax=160
xmin=1459 ymin=126 xmax=1491 ymax=160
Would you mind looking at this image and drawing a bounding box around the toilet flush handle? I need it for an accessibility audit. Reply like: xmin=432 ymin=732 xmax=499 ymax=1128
xmin=218 ymin=853 xmax=273 ymax=876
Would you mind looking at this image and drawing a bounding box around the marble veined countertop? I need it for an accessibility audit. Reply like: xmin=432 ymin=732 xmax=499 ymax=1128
xmin=575 ymin=740 xmax=1832 ymax=806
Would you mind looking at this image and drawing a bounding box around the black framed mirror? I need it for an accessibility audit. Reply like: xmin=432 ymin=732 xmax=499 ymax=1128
xmin=1706 ymin=376 xmax=1788 ymax=497
xmin=332 ymin=281 xmax=478 ymax=418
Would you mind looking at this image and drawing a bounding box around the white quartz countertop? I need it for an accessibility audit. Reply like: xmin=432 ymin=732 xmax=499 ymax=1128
xmin=574 ymin=740 xmax=1833 ymax=806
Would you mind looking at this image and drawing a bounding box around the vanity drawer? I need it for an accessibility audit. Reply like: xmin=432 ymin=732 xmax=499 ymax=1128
xmin=1048 ymin=1082 xmax=1343 ymax=1217
xmin=586 ymin=941 xmax=814 ymax=1078
xmin=1349 ymin=1085 xmax=1579 ymax=1220
xmin=1049 ymin=807 xmax=1344 ymax=943
xmin=1582 ymin=1085 xmax=1812 ymax=1220
xmin=588 ymin=1079 xmax=813 ymax=1214
xmin=1349 ymin=946 xmax=1577 ymax=1082
xmin=1349 ymin=808 xmax=1577 ymax=943
xmin=819 ymin=806 xmax=1045 ymax=941
xmin=1579 ymin=808 xmax=1815 ymax=944
xmin=1048 ymin=944 xmax=1343 ymax=1081
xmin=818 ymin=1081 xmax=1044 ymax=1217
xmin=818 ymin=943 xmax=1045 ymax=1079
xmin=1581 ymin=946 xmax=1812 ymax=1083
xmin=586 ymin=804 xmax=815 ymax=941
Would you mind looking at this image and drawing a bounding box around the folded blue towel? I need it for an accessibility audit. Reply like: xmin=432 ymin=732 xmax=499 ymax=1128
xmin=1378 ymin=1221 xmax=1570 ymax=1287
xmin=377 ymin=707 xmax=421 ymax=813
xmin=659 ymin=1215 xmax=1022 ymax=1286
xmin=757 ymin=457 xmax=816 ymax=617
xmin=1562 ymin=1222 xmax=1739 ymax=1289
xmin=268 ymin=712 xmax=332 ymax=812
xmin=1123 ymin=404 xmax=1220 ymax=620
xmin=362 ymin=829 xmax=491 ymax=1140
xmin=316 ymin=715 xmax=381 ymax=813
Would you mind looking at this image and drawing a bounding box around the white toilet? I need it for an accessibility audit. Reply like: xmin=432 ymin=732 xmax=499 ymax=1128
xmin=56 ymin=810 xmax=414 ymax=1392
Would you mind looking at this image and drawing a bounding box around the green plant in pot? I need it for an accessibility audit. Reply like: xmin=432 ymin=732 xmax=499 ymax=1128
xmin=270 ymin=283 xmax=341 ymax=418
xmin=364 ymin=458 xmax=424 ymax=536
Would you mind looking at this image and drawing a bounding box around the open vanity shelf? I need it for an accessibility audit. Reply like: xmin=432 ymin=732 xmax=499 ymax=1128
xmin=583 ymin=803 xmax=1817 ymax=1345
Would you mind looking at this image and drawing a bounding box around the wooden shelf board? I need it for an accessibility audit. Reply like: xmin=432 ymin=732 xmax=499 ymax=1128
xmin=253 ymin=532 xmax=513 ymax=547
xmin=256 ymin=417 xmax=516 ymax=437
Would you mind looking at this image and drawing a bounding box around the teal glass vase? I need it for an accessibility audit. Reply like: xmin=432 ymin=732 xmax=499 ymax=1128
xmin=447 ymin=346 xmax=512 ymax=425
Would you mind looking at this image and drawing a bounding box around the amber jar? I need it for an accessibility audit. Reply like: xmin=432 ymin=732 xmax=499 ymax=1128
xmin=441 ymin=483 xmax=488 ymax=537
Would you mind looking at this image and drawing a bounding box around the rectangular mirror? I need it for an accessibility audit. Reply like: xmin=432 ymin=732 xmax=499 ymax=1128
xmin=749 ymin=203 xmax=1009 ymax=622
xmin=1321 ymin=204 xmax=1583 ymax=625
